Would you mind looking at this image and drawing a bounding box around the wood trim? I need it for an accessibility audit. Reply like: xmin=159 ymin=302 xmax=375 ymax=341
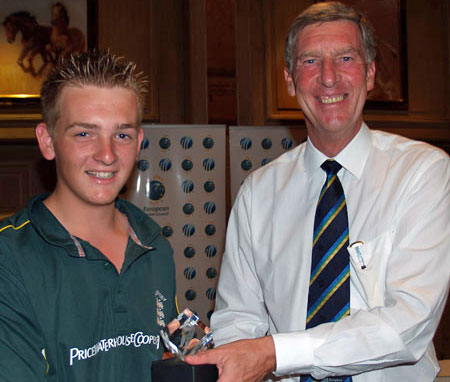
xmin=0 ymin=212 xmax=14 ymax=221
xmin=0 ymin=128 xmax=36 ymax=140
xmin=439 ymin=360 xmax=450 ymax=377
xmin=263 ymin=0 xmax=279 ymax=122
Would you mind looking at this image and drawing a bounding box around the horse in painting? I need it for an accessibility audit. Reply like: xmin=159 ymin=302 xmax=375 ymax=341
xmin=47 ymin=2 xmax=86 ymax=62
xmin=3 ymin=11 xmax=53 ymax=77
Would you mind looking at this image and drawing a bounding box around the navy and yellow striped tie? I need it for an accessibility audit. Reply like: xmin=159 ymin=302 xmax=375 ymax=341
xmin=300 ymin=160 xmax=351 ymax=382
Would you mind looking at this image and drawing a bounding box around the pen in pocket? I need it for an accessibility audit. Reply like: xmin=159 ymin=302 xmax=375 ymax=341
xmin=349 ymin=240 xmax=366 ymax=269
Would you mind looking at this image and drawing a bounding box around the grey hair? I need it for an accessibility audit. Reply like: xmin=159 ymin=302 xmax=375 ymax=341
xmin=284 ymin=1 xmax=376 ymax=73
xmin=40 ymin=50 xmax=148 ymax=134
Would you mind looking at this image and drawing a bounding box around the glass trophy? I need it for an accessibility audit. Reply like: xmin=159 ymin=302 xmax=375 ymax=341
xmin=152 ymin=309 xmax=218 ymax=382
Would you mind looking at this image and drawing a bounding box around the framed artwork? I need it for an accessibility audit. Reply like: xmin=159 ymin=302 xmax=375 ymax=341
xmin=265 ymin=0 xmax=408 ymax=120
xmin=316 ymin=0 xmax=408 ymax=109
xmin=0 ymin=0 xmax=96 ymax=110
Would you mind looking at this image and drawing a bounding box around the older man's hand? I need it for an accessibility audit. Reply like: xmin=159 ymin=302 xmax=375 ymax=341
xmin=184 ymin=336 xmax=276 ymax=382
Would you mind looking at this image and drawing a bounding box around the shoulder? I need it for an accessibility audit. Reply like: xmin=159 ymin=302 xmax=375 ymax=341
xmin=244 ymin=142 xmax=307 ymax=189
xmin=0 ymin=208 xmax=32 ymax=239
xmin=369 ymin=129 xmax=449 ymax=195
xmin=371 ymin=130 xmax=449 ymax=166
xmin=0 ymin=207 xmax=37 ymax=284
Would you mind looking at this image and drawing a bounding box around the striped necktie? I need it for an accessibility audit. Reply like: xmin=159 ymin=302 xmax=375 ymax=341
xmin=300 ymin=160 xmax=351 ymax=382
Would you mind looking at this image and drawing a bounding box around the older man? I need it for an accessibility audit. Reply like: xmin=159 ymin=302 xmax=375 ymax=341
xmin=186 ymin=2 xmax=450 ymax=382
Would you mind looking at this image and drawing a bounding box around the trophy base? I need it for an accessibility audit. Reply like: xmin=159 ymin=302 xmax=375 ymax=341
xmin=152 ymin=358 xmax=218 ymax=382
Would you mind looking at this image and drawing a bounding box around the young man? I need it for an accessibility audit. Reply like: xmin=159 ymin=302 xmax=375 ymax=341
xmin=0 ymin=51 xmax=177 ymax=381
xmin=186 ymin=2 xmax=450 ymax=382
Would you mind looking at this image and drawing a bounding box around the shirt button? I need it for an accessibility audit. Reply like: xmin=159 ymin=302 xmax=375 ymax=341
xmin=104 ymin=262 xmax=110 ymax=268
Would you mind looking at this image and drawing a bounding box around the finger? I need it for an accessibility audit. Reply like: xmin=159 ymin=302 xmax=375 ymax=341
xmin=184 ymin=350 xmax=216 ymax=366
xmin=187 ymin=338 xmax=199 ymax=349
xmin=167 ymin=319 xmax=180 ymax=335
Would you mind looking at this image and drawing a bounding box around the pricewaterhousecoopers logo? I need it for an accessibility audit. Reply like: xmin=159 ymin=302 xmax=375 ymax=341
xmin=69 ymin=331 xmax=160 ymax=365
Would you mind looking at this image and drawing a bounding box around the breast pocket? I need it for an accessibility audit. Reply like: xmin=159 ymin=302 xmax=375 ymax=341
xmin=348 ymin=232 xmax=392 ymax=309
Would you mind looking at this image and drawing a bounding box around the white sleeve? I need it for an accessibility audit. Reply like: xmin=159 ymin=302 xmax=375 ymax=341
xmin=211 ymin=179 xmax=270 ymax=345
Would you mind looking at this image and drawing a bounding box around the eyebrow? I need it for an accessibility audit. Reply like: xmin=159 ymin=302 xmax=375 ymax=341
xmin=65 ymin=122 xmax=137 ymax=131
xmin=297 ymin=47 xmax=361 ymax=60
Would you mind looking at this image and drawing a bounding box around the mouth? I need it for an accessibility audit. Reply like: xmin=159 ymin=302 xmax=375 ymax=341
xmin=86 ymin=171 xmax=115 ymax=180
xmin=316 ymin=94 xmax=347 ymax=104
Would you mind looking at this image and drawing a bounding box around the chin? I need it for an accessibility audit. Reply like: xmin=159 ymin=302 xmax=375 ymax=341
xmin=86 ymin=194 xmax=118 ymax=207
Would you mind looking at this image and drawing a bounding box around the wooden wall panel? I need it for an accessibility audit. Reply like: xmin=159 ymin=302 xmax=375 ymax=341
xmin=235 ymin=0 xmax=266 ymax=125
xmin=97 ymin=0 xmax=158 ymax=120
xmin=96 ymin=0 xmax=192 ymax=124
xmin=186 ymin=0 xmax=209 ymax=124
xmin=0 ymin=165 xmax=30 ymax=217
xmin=0 ymin=144 xmax=55 ymax=220
xmin=206 ymin=0 xmax=237 ymax=125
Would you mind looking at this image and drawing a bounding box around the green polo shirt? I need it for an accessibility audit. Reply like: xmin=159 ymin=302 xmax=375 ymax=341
xmin=0 ymin=195 xmax=177 ymax=382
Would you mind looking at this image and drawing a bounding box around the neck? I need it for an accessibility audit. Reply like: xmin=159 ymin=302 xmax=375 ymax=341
xmin=43 ymin=191 xmax=121 ymax=241
xmin=307 ymin=124 xmax=362 ymax=158
xmin=44 ymin=190 xmax=130 ymax=273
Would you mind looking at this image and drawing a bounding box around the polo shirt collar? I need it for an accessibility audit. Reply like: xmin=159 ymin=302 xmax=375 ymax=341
xmin=29 ymin=195 xmax=159 ymax=258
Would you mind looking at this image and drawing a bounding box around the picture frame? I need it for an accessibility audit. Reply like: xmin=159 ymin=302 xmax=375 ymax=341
xmin=326 ymin=0 xmax=408 ymax=110
xmin=264 ymin=0 xmax=408 ymax=121
xmin=0 ymin=0 xmax=97 ymax=119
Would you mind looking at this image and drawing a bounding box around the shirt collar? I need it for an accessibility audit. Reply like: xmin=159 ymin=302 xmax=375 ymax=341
xmin=305 ymin=122 xmax=371 ymax=179
xmin=29 ymin=195 xmax=158 ymax=258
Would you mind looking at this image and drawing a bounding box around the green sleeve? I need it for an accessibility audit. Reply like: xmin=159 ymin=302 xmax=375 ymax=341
xmin=0 ymin=241 xmax=48 ymax=381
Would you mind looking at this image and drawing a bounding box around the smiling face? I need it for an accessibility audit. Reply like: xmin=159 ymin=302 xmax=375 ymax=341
xmin=37 ymin=85 xmax=143 ymax=209
xmin=284 ymin=20 xmax=375 ymax=156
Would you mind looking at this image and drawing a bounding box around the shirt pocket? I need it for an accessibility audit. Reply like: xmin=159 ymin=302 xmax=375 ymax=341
xmin=348 ymin=232 xmax=392 ymax=309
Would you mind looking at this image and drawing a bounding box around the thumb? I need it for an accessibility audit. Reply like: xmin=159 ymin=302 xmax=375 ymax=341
xmin=184 ymin=350 xmax=216 ymax=366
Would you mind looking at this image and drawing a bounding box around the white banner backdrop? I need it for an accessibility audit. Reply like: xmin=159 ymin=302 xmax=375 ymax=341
xmin=124 ymin=125 xmax=226 ymax=323
xmin=229 ymin=126 xmax=306 ymax=203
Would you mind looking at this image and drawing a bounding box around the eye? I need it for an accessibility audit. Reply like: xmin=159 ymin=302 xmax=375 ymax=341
xmin=117 ymin=133 xmax=131 ymax=140
xmin=76 ymin=131 xmax=88 ymax=137
xmin=304 ymin=58 xmax=316 ymax=64
xmin=341 ymin=56 xmax=353 ymax=62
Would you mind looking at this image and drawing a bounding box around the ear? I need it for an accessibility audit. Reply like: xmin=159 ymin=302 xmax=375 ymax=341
xmin=36 ymin=123 xmax=56 ymax=161
xmin=366 ymin=61 xmax=376 ymax=91
xmin=284 ymin=67 xmax=296 ymax=97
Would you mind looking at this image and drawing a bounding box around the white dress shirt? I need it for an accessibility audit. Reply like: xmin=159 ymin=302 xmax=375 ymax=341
xmin=211 ymin=124 xmax=450 ymax=382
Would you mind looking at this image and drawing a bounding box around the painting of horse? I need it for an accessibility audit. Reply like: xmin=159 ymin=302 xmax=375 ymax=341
xmin=0 ymin=0 xmax=88 ymax=97
xmin=47 ymin=2 xmax=86 ymax=63
xmin=2 ymin=11 xmax=53 ymax=77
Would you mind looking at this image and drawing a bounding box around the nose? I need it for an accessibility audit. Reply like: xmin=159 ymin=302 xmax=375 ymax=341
xmin=319 ymin=59 xmax=339 ymax=88
xmin=94 ymin=137 xmax=118 ymax=165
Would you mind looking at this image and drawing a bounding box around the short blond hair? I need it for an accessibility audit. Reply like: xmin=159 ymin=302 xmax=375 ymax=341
xmin=40 ymin=51 xmax=148 ymax=134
